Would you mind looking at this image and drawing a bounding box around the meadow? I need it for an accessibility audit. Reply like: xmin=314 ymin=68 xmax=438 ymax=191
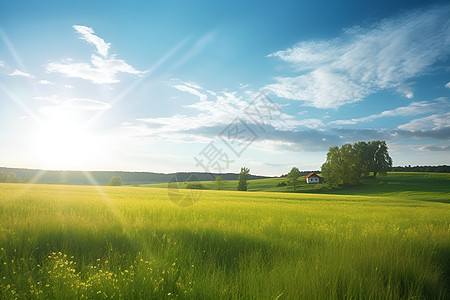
xmin=0 ymin=173 xmax=449 ymax=299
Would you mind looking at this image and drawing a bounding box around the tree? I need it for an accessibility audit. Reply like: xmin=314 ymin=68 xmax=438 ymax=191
xmin=353 ymin=141 xmax=371 ymax=176
xmin=287 ymin=167 xmax=301 ymax=191
xmin=322 ymin=140 xmax=393 ymax=187
xmin=237 ymin=167 xmax=250 ymax=191
xmin=5 ymin=172 xmax=18 ymax=183
xmin=354 ymin=141 xmax=392 ymax=179
xmin=367 ymin=141 xmax=392 ymax=179
xmin=215 ymin=176 xmax=223 ymax=190
xmin=108 ymin=176 xmax=123 ymax=186
xmin=321 ymin=144 xmax=361 ymax=187
xmin=0 ymin=171 xmax=7 ymax=183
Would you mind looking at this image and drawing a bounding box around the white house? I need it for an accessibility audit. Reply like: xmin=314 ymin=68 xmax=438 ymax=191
xmin=305 ymin=172 xmax=322 ymax=184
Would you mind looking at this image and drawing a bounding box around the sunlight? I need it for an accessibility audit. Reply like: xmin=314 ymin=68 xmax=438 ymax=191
xmin=31 ymin=107 xmax=102 ymax=169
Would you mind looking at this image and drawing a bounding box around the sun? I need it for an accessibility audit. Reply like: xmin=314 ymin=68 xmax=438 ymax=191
xmin=31 ymin=108 xmax=102 ymax=169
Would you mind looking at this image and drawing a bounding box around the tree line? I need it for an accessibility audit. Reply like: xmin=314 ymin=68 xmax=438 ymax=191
xmin=0 ymin=171 xmax=20 ymax=183
xmin=0 ymin=171 xmax=71 ymax=184
xmin=391 ymin=165 xmax=450 ymax=173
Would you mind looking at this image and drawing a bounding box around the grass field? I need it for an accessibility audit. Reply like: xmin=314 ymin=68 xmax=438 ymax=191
xmin=0 ymin=173 xmax=449 ymax=299
xmin=142 ymin=172 xmax=450 ymax=202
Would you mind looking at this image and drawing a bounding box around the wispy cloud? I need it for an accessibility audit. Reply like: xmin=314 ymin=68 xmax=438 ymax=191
xmin=445 ymin=82 xmax=450 ymax=88
xmin=33 ymin=94 xmax=111 ymax=111
xmin=38 ymin=79 xmax=54 ymax=85
xmin=47 ymin=25 xmax=145 ymax=84
xmin=331 ymin=98 xmax=449 ymax=125
xmin=73 ymin=25 xmax=110 ymax=57
xmin=397 ymin=112 xmax=450 ymax=132
xmin=124 ymin=82 xmax=288 ymax=143
xmin=32 ymin=94 xmax=60 ymax=104
xmin=418 ymin=145 xmax=450 ymax=151
xmin=9 ymin=69 xmax=35 ymax=78
xmin=173 ymin=82 xmax=208 ymax=101
xmin=292 ymin=118 xmax=326 ymax=130
xmin=65 ymin=98 xmax=111 ymax=111
xmin=264 ymin=5 xmax=450 ymax=108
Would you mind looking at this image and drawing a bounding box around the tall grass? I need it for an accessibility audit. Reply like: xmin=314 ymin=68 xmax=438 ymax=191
xmin=0 ymin=182 xmax=449 ymax=299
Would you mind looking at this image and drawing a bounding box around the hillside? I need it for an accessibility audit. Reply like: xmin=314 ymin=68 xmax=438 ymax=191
xmin=141 ymin=172 xmax=450 ymax=203
xmin=0 ymin=167 xmax=270 ymax=185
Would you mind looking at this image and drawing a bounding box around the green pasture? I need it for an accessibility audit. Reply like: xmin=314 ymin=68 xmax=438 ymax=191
xmin=141 ymin=172 xmax=450 ymax=202
xmin=0 ymin=172 xmax=449 ymax=299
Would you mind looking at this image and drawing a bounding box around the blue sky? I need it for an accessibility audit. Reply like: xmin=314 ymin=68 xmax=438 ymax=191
xmin=0 ymin=0 xmax=449 ymax=175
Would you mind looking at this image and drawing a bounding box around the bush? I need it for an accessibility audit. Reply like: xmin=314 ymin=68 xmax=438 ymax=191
xmin=108 ymin=176 xmax=123 ymax=186
xmin=186 ymin=183 xmax=204 ymax=189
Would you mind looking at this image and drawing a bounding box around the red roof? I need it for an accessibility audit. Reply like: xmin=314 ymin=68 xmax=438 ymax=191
xmin=305 ymin=172 xmax=320 ymax=178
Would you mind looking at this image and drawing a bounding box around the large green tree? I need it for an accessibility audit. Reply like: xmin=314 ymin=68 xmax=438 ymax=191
xmin=367 ymin=141 xmax=392 ymax=179
xmin=354 ymin=141 xmax=392 ymax=179
xmin=237 ymin=167 xmax=250 ymax=191
xmin=322 ymin=140 xmax=393 ymax=187
xmin=287 ymin=167 xmax=301 ymax=191
xmin=321 ymin=144 xmax=361 ymax=187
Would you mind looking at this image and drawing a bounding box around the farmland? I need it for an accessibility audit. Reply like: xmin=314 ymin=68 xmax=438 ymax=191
xmin=0 ymin=173 xmax=449 ymax=299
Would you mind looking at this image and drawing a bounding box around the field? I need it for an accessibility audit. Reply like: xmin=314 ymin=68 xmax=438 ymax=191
xmin=0 ymin=173 xmax=449 ymax=299
xmin=144 ymin=172 xmax=450 ymax=201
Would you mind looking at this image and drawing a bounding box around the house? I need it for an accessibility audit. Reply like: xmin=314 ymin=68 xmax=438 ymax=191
xmin=305 ymin=172 xmax=322 ymax=184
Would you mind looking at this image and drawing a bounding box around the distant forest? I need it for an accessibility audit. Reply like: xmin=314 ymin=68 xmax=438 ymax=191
xmin=391 ymin=165 xmax=450 ymax=173
xmin=0 ymin=167 xmax=269 ymax=186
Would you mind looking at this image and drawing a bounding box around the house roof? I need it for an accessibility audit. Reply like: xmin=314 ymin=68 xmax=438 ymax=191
xmin=305 ymin=172 xmax=321 ymax=179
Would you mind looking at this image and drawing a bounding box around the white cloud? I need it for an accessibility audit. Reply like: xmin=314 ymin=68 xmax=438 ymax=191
xmin=397 ymin=112 xmax=450 ymax=132
xmin=396 ymin=85 xmax=414 ymax=99
xmin=38 ymin=80 xmax=54 ymax=85
xmin=9 ymin=69 xmax=35 ymax=78
xmin=73 ymin=25 xmax=110 ymax=57
xmin=122 ymin=82 xmax=450 ymax=153
xmin=47 ymin=26 xmax=144 ymax=84
xmin=265 ymin=5 xmax=450 ymax=108
xmin=65 ymin=98 xmax=111 ymax=111
xmin=33 ymin=94 xmax=111 ymax=111
xmin=0 ymin=61 xmax=4 ymax=67
xmin=47 ymin=55 xmax=144 ymax=84
xmin=418 ymin=145 xmax=450 ymax=151
xmin=291 ymin=118 xmax=325 ymax=130
xmin=64 ymin=85 xmax=74 ymax=89
xmin=445 ymin=82 xmax=450 ymax=88
xmin=268 ymin=40 xmax=343 ymax=70
xmin=331 ymin=98 xmax=449 ymax=125
xmin=32 ymin=94 xmax=60 ymax=104
xmin=173 ymin=83 xmax=208 ymax=101
xmin=123 ymin=82 xmax=289 ymax=144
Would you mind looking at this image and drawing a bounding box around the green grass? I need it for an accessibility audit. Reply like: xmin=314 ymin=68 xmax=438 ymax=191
xmin=141 ymin=176 xmax=330 ymax=193
xmin=0 ymin=173 xmax=449 ymax=299
xmin=327 ymin=172 xmax=450 ymax=202
xmin=142 ymin=172 xmax=450 ymax=202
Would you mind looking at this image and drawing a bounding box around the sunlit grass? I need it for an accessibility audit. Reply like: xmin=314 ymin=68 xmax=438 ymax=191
xmin=0 ymin=183 xmax=449 ymax=299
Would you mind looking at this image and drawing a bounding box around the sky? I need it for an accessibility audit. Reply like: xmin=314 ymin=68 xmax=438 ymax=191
xmin=0 ymin=0 xmax=449 ymax=176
